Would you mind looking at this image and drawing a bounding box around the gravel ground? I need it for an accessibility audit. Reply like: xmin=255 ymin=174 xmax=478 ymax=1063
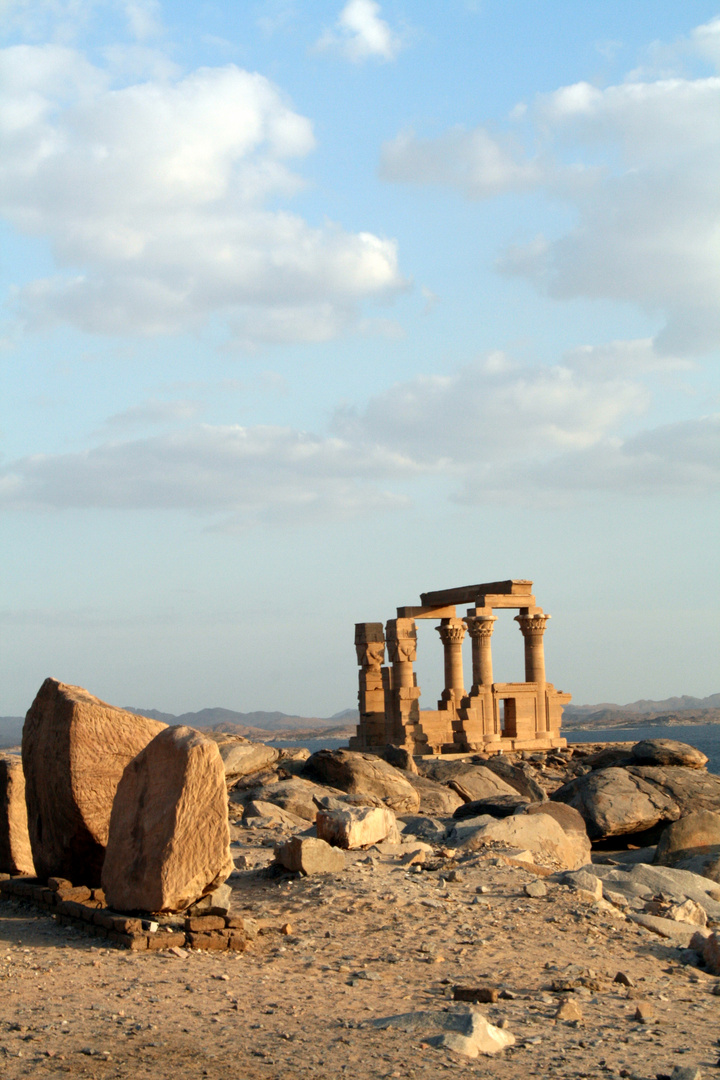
xmin=1 ymin=833 xmax=719 ymax=1080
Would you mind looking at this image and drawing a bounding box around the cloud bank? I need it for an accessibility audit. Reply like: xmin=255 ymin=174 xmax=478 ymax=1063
xmin=0 ymin=45 xmax=403 ymax=344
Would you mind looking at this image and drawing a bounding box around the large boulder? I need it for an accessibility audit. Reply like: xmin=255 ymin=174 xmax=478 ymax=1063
xmin=404 ymin=773 xmax=465 ymax=817
xmin=458 ymin=812 xmax=590 ymax=870
xmin=448 ymin=766 xmax=523 ymax=805
xmin=22 ymin=679 xmax=167 ymax=885
xmin=524 ymin=801 xmax=589 ymax=841
xmin=482 ymin=757 xmax=547 ymax=802
xmin=655 ymin=811 xmax=720 ymax=865
xmin=630 ymin=739 xmax=708 ymax=770
xmin=0 ymin=755 xmax=34 ymax=875
xmin=234 ymin=777 xmax=335 ymax=822
xmin=302 ymin=750 xmax=420 ymax=814
xmin=102 ymin=726 xmax=233 ymax=913
xmin=626 ymin=766 xmax=720 ymax=816
xmin=552 ymin=766 xmax=681 ymax=840
xmin=204 ymin=734 xmax=279 ymax=784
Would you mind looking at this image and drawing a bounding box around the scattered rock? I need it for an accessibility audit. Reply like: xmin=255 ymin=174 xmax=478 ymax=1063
xmin=242 ymin=800 xmax=308 ymax=829
xmin=669 ymin=1066 xmax=703 ymax=1080
xmin=372 ymin=1008 xmax=514 ymax=1057
xmin=614 ymin=971 xmax=634 ymax=986
xmin=102 ymin=726 xmax=233 ymax=913
xmin=274 ymin=836 xmax=346 ymax=875
xmin=0 ymin=754 xmax=34 ymax=875
xmin=185 ymin=884 xmax=232 ymax=917
xmin=633 ymin=1001 xmax=655 ymax=1024
xmin=557 ymin=869 xmax=603 ymax=902
xmin=453 ymin=794 xmax=529 ymax=819
xmin=452 ymin=986 xmax=499 ymax=1003
xmin=302 ymin=750 xmax=420 ymax=814
xmin=22 ymin=678 xmax=167 ymax=885
xmin=702 ymin=932 xmax=720 ymax=975
xmin=316 ymin=805 xmax=399 ymax=849
xmin=556 ymin=999 xmax=583 ymax=1022
xmin=525 ymin=880 xmax=548 ymax=898
xmin=630 ymin=739 xmax=708 ymax=770
xmin=448 ymin=765 xmax=523 ymax=804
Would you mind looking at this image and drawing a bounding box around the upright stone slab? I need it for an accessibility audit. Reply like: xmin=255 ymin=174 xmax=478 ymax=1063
xmin=102 ymin=726 xmax=233 ymax=913
xmin=22 ymin=679 xmax=167 ymax=885
xmin=0 ymin=754 xmax=35 ymax=875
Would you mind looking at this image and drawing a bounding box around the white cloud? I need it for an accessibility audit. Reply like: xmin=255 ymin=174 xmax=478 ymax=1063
xmin=382 ymin=20 xmax=720 ymax=355
xmin=380 ymin=127 xmax=547 ymax=198
xmin=0 ymin=46 xmax=404 ymax=343
xmin=0 ymin=344 xmax=715 ymax=519
xmin=315 ymin=0 xmax=402 ymax=63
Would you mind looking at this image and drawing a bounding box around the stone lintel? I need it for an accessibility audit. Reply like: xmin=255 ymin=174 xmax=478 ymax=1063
xmin=420 ymin=580 xmax=533 ymax=606
xmin=396 ymin=605 xmax=456 ymax=619
xmin=492 ymin=681 xmax=540 ymax=693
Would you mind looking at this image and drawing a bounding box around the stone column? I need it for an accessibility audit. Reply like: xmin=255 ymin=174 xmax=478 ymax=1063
xmin=385 ymin=618 xmax=417 ymax=688
xmin=465 ymin=615 xmax=497 ymax=691
xmin=353 ymin=623 xmax=386 ymax=750
xmin=515 ymin=613 xmax=550 ymax=684
xmin=436 ymin=618 xmax=467 ymax=704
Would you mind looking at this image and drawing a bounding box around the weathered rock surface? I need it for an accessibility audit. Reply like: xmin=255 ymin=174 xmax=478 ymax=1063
xmin=458 ymin=811 xmax=590 ymax=870
xmin=552 ymin=766 xmax=681 ymax=840
xmin=453 ymin=794 xmax=528 ymax=819
xmin=316 ymin=805 xmax=399 ymax=849
xmin=243 ymin=800 xmax=308 ymax=829
xmin=240 ymin=777 xmax=334 ymax=822
xmin=274 ymin=836 xmax=346 ymax=875
xmin=372 ymin=1008 xmax=514 ymax=1057
xmin=654 ymin=811 xmax=720 ymax=867
xmin=523 ymin=801 xmax=589 ymax=840
xmin=482 ymin=756 xmax=547 ymax=802
xmin=22 ymin=678 xmax=167 ymax=885
xmin=630 ymin=739 xmax=708 ymax=770
xmin=206 ymin=735 xmax=279 ymax=783
xmin=627 ymin=766 xmax=720 ymax=816
xmin=448 ymin=766 xmax=523 ymax=804
xmin=403 ymin=773 xmax=465 ymax=816
xmin=302 ymin=750 xmax=420 ymax=814
xmin=102 ymin=726 xmax=233 ymax=913
xmin=702 ymin=931 xmax=720 ymax=974
xmin=381 ymin=744 xmax=418 ymax=774
xmin=590 ymin=863 xmax=720 ymax=920
xmin=0 ymin=754 xmax=34 ymax=875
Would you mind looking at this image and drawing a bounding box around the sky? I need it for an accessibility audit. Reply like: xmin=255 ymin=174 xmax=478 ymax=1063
xmin=1 ymin=0 xmax=719 ymax=718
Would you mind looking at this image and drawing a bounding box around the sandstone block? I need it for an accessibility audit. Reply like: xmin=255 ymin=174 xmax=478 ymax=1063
xmin=274 ymin=836 xmax=346 ymax=875
xmin=302 ymin=750 xmax=420 ymax=814
xmin=187 ymin=930 xmax=228 ymax=950
xmin=185 ymin=883 xmax=232 ymax=916
xmin=22 ymin=678 xmax=167 ymax=885
xmin=0 ymin=754 xmax=34 ymax=875
xmin=185 ymin=915 xmax=225 ymax=932
xmin=147 ymin=932 xmax=187 ymax=951
xmin=102 ymin=726 xmax=233 ymax=913
xmin=316 ymin=805 xmax=399 ymax=849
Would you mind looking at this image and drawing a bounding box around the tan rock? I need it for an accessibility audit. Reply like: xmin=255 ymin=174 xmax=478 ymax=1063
xmin=0 ymin=754 xmax=34 ymax=875
xmin=702 ymin=931 xmax=720 ymax=974
xmin=205 ymin=735 xmax=280 ymax=784
xmin=102 ymin=726 xmax=233 ymax=913
xmin=274 ymin=836 xmax=346 ymax=875
xmin=449 ymin=766 xmax=522 ymax=804
xmin=317 ymin=805 xmax=400 ymax=849
xmin=556 ymin=999 xmax=583 ymax=1022
xmin=303 ymin=749 xmax=420 ymax=814
xmin=654 ymin=811 xmax=720 ymax=867
xmin=459 ymin=812 xmax=590 ymax=870
xmin=22 ymin=678 xmax=167 ymax=885
xmin=404 ymin=773 xmax=464 ymax=816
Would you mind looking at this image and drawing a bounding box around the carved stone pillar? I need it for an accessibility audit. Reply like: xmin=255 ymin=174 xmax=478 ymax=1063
xmin=436 ymin=618 xmax=467 ymax=704
xmin=515 ymin=613 xmax=550 ymax=684
xmin=353 ymin=623 xmax=386 ymax=749
xmin=465 ymin=615 xmax=497 ymax=691
xmin=386 ymin=618 xmax=417 ymax=687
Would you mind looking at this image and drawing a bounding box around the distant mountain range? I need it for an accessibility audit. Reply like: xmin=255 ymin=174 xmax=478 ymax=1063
xmin=2 ymin=693 xmax=719 ymax=748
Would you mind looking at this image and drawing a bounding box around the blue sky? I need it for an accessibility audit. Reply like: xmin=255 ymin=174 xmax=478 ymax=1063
xmin=1 ymin=0 xmax=718 ymax=717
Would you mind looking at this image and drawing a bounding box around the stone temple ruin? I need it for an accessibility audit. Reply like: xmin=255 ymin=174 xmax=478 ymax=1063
xmin=350 ymin=579 xmax=570 ymax=756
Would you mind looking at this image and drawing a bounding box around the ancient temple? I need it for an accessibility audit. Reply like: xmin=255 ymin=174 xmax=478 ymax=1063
xmin=349 ymin=579 xmax=570 ymax=756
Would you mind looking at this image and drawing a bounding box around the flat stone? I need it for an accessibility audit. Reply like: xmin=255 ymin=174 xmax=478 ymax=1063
xmin=274 ymin=836 xmax=346 ymax=875
xmin=316 ymin=805 xmax=399 ymax=849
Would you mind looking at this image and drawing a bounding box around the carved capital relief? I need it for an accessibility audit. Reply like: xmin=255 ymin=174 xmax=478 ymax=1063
xmin=386 ymin=619 xmax=417 ymax=664
xmin=436 ymin=619 xmax=467 ymax=645
xmin=465 ymin=615 xmax=497 ymax=640
xmin=514 ymin=613 xmax=551 ymax=638
xmin=355 ymin=640 xmax=386 ymax=669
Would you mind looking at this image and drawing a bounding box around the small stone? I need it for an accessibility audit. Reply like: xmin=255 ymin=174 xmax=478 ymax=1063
xmin=556 ymin=999 xmax=583 ymax=1022
xmin=670 ymin=1067 xmax=703 ymax=1080
xmin=633 ymin=1002 xmax=656 ymax=1024
xmin=614 ymin=971 xmax=634 ymax=987
xmin=452 ymin=985 xmax=499 ymax=1003
xmin=525 ymin=880 xmax=547 ymax=898
xmin=281 ymin=923 xmax=292 ymax=935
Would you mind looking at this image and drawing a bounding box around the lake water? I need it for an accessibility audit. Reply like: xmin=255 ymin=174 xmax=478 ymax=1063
xmin=271 ymin=724 xmax=720 ymax=775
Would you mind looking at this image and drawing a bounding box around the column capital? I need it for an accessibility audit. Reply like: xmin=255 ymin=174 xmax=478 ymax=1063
xmin=465 ymin=614 xmax=497 ymax=640
xmin=386 ymin=618 xmax=417 ymax=663
xmin=515 ymin=613 xmax=551 ymax=638
xmin=436 ymin=619 xmax=467 ymax=645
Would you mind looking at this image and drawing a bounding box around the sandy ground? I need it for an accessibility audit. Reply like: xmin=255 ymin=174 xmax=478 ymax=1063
xmin=1 ymin=829 xmax=719 ymax=1080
